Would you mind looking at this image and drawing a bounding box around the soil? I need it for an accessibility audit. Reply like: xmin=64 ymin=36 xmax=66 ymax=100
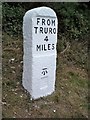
xmin=2 ymin=33 xmax=88 ymax=118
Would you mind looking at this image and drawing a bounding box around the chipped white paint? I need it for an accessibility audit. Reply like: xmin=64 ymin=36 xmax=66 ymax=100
xmin=22 ymin=7 xmax=58 ymax=99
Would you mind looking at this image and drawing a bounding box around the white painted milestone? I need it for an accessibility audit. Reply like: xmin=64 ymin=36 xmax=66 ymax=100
xmin=22 ymin=7 xmax=58 ymax=99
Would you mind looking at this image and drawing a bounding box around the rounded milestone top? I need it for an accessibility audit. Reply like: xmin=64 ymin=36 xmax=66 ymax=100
xmin=24 ymin=7 xmax=57 ymax=18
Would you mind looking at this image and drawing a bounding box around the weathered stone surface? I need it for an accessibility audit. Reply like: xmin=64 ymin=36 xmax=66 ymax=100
xmin=22 ymin=7 xmax=58 ymax=99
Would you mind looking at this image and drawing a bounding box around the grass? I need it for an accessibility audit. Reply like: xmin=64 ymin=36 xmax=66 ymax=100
xmin=68 ymin=71 xmax=88 ymax=88
xmin=2 ymin=32 xmax=88 ymax=118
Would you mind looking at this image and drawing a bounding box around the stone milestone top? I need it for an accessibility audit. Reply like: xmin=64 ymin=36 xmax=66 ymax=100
xmin=24 ymin=6 xmax=57 ymax=18
xmin=23 ymin=6 xmax=58 ymax=55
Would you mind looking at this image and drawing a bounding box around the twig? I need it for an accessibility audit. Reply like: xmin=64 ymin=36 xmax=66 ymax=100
xmin=60 ymin=42 xmax=70 ymax=55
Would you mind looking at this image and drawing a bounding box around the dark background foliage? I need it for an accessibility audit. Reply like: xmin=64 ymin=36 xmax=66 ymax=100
xmin=2 ymin=2 xmax=90 ymax=40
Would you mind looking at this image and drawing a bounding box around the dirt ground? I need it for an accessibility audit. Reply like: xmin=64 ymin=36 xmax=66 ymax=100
xmin=2 ymin=33 xmax=88 ymax=118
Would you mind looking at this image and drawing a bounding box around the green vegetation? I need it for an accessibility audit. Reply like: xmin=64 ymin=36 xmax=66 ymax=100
xmin=2 ymin=2 xmax=90 ymax=39
xmin=68 ymin=71 xmax=87 ymax=88
xmin=2 ymin=2 xmax=89 ymax=118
